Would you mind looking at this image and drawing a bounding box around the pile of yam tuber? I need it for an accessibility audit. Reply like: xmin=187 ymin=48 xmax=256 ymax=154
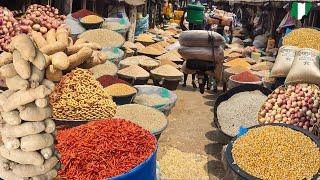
xmin=28 ymin=26 xmax=108 ymax=82
xmin=0 ymin=34 xmax=59 ymax=180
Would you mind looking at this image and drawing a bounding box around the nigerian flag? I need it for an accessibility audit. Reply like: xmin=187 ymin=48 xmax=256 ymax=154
xmin=291 ymin=1 xmax=312 ymax=20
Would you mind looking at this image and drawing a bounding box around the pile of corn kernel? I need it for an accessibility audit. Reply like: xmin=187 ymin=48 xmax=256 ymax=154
xmin=283 ymin=28 xmax=320 ymax=51
xmin=232 ymin=126 xmax=320 ymax=179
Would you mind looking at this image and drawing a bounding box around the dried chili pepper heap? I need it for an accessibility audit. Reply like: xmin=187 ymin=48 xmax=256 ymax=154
xmin=231 ymin=71 xmax=261 ymax=82
xmin=56 ymin=119 xmax=157 ymax=180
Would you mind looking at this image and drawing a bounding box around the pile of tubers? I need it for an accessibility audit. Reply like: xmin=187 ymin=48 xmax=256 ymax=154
xmin=29 ymin=26 xmax=108 ymax=82
xmin=0 ymin=34 xmax=58 ymax=179
xmin=22 ymin=4 xmax=66 ymax=34
xmin=259 ymin=84 xmax=320 ymax=133
xmin=0 ymin=7 xmax=21 ymax=51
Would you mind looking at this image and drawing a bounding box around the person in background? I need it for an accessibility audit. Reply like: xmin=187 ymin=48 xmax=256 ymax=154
xmin=180 ymin=0 xmax=205 ymax=89
xmin=162 ymin=0 xmax=173 ymax=22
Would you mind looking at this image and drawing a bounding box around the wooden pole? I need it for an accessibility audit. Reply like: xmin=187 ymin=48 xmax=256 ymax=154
xmin=128 ymin=5 xmax=137 ymax=42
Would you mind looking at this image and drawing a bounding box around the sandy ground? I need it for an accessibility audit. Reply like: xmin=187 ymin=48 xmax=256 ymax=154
xmin=157 ymin=80 xmax=231 ymax=180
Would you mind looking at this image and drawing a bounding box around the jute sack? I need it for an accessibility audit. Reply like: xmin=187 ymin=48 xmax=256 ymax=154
xmin=179 ymin=30 xmax=225 ymax=47
xmin=178 ymin=46 xmax=224 ymax=62
xmin=270 ymin=45 xmax=297 ymax=77
xmin=286 ymin=48 xmax=320 ymax=84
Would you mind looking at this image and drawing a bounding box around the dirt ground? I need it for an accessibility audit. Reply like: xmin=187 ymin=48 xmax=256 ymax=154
xmin=157 ymin=80 xmax=230 ymax=180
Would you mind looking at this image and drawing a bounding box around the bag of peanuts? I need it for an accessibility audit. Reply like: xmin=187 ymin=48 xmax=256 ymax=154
xmin=178 ymin=46 xmax=224 ymax=62
xmin=270 ymin=45 xmax=297 ymax=78
xmin=286 ymin=48 xmax=320 ymax=84
xmin=179 ymin=30 xmax=225 ymax=47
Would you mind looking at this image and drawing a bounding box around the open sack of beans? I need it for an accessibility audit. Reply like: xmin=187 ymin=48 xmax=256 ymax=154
xmin=134 ymin=85 xmax=178 ymax=115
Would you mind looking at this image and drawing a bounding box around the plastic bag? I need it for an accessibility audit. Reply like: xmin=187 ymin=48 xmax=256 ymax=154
xmin=179 ymin=30 xmax=225 ymax=47
xmin=135 ymin=14 xmax=149 ymax=36
xmin=270 ymin=45 xmax=297 ymax=77
xmin=286 ymin=48 xmax=320 ymax=84
xmin=178 ymin=46 xmax=224 ymax=62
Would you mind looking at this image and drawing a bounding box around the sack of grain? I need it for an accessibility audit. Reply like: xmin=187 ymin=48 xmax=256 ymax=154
xmin=270 ymin=46 xmax=297 ymax=77
xmin=178 ymin=46 xmax=224 ymax=62
xmin=179 ymin=30 xmax=225 ymax=47
xmin=286 ymin=48 xmax=320 ymax=84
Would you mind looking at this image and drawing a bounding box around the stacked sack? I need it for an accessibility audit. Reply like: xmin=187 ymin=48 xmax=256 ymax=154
xmin=0 ymin=34 xmax=58 ymax=179
xmin=178 ymin=30 xmax=225 ymax=82
xmin=270 ymin=45 xmax=320 ymax=85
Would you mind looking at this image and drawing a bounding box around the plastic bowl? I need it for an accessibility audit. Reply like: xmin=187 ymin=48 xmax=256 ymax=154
xmin=213 ymin=84 xmax=272 ymax=140
xmin=228 ymin=75 xmax=263 ymax=90
xmin=117 ymin=74 xmax=149 ymax=85
xmin=53 ymin=118 xmax=89 ymax=130
xmin=112 ymin=91 xmax=137 ymax=105
xmin=80 ymin=18 xmax=103 ymax=29
xmin=152 ymin=76 xmax=181 ymax=91
xmin=225 ymin=124 xmax=320 ymax=180
xmin=134 ymin=85 xmax=178 ymax=117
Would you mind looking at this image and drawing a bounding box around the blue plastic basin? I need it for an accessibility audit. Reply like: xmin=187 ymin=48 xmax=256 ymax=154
xmin=109 ymin=148 xmax=157 ymax=180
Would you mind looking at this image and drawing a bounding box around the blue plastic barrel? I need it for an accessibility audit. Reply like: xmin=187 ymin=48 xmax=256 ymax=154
xmin=109 ymin=148 xmax=157 ymax=180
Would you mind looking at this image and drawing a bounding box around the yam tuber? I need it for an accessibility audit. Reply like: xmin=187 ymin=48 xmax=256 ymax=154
xmin=45 ymin=29 xmax=56 ymax=44
xmin=12 ymin=50 xmax=31 ymax=79
xmin=0 ymin=90 xmax=16 ymax=108
xmin=11 ymin=156 xmax=58 ymax=177
xmin=31 ymin=169 xmax=57 ymax=180
xmin=6 ymin=75 xmax=29 ymax=90
xmin=0 ymin=52 xmax=13 ymax=66
xmin=1 ymin=122 xmax=45 ymax=138
xmin=68 ymin=47 xmax=93 ymax=70
xmin=20 ymin=133 xmax=54 ymax=152
xmin=40 ymin=147 xmax=53 ymax=160
xmin=1 ymin=110 xmax=21 ymax=126
xmin=40 ymin=79 xmax=55 ymax=91
xmin=3 ymin=85 xmax=51 ymax=112
xmin=0 ymin=166 xmax=26 ymax=180
xmin=0 ymin=146 xmax=44 ymax=166
xmin=31 ymin=31 xmax=47 ymax=49
xmin=45 ymin=65 xmax=62 ymax=82
xmin=56 ymin=26 xmax=69 ymax=46
xmin=19 ymin=103 xmax=52 ymax=122
xmin=8 ymin=34 xmax=36 ymax=62
xmin=0 ymin=63 xmax=17 ymax=78
xmin=40 ymin=42 xmax=67 ymax=56
xmin=50 ymin=52 xmax=69 ymax=70
xmin=66 ymin=43 xmax=102 ymax=55
xmin=29 ymin=66 xmax=45 ymax=87
xmin=68 ymin=37 xmax=74 ymax=47
xmin=43 ymin=54 xmax=51 ymax=68
xmin=35 ymin=97 xmax=49 ymax=108
xmin=44 ymin=119 xmax=55 ymax=134
xmin=74 ymin=38 xmax=87 ymax=45
xmin=2 ymin=136 xmax=20 ymax=150
xmin=32 ymin=50 xmax=46 ymax=71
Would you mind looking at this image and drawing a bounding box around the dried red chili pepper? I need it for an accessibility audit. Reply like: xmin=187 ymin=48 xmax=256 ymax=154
xmin=231 ymin=71 xmax=260 ymax=82
xmin=97 ymin=75 xmax=129 ymax=87
xmin=56 ymin=119 xmax=156 ymax=180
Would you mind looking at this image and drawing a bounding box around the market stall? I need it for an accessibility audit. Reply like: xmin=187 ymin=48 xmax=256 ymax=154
xmin=0 ymin=0 xmax=319 ymax=179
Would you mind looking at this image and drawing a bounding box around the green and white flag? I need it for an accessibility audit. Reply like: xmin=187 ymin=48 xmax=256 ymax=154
xmin=291 ymin=1 xmax=312 ymax=20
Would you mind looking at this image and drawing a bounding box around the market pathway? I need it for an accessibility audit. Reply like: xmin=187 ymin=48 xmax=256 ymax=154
xmin=157 ymin=82 xmax=229 ymax=180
